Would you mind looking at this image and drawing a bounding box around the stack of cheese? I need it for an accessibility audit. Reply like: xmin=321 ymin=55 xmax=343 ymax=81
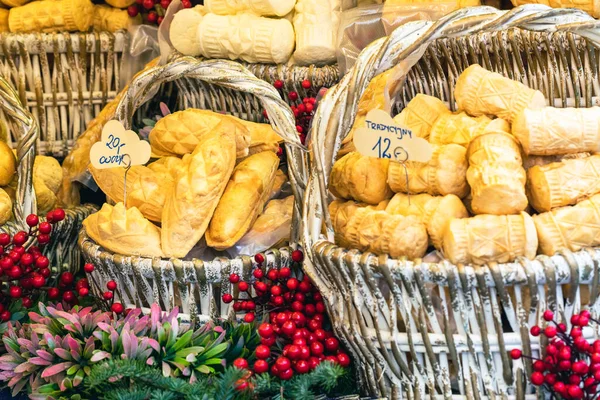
xmin=82 ymin=109 xmax=295 ymax=259
xmin=0 ymin=141 xmax=63 ymax=225
xmin=329 ymin=64 xmax=600 ymax=266
xmin=0 ymin=0 xmax=140 ymax=33
xmin=169 ymin=0 xmax=340 ymax=66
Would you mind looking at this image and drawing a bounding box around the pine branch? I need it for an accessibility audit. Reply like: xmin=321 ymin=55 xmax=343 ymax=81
xmin=211 ymin=367 xmax=247 ymax=400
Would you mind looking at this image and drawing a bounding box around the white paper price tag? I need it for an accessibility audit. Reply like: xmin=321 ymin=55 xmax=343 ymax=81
xmin=353 ymin=109 xmax=433 ymax=163
xmin=90 ymin=120 xmax=151 ymax=170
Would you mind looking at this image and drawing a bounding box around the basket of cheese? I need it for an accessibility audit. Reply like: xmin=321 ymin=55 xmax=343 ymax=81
xmin=76 ymin=56 xmax=306 ymax=320
xmin=303 ymin=5 xmax=600 ymax=398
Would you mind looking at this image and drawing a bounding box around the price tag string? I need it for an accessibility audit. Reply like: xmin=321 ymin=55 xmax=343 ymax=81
xmin=393 ymin=146 xmax=410 ymax=206
xmin=122 ymin=154 xmax=132 ymax=209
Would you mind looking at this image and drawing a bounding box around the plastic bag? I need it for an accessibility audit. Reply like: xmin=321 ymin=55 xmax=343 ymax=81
xmin=120 ymin=24 xmax=161 ymax=88
xmin=336 ymin=3 xmax=456 ymax=74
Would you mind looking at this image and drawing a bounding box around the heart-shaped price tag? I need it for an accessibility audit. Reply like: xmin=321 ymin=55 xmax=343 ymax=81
xmin=90 ymin=120 xmax=151 ymax=170
xmin=353 ymin=109 xmax=433 ymax=163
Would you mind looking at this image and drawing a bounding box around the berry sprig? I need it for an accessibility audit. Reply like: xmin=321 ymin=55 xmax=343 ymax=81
xmin=265 ymin=80 xmax=319 ymax=147
xmin=82 ymin=263 xmax=125 ymax=315
xmin=510 ymin=309 xmax=600 ymax=399
xmin=0 ymin=209 xmax=96 ymax=319
xmin=223 ymin=250 xmax=350 ymax=384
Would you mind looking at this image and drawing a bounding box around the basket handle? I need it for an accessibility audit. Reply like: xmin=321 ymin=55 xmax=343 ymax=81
xmin=302 ymin=4 xmax=599 ymax=274
xmin=0 ymin=76 xmax=37 ymax=230
xmin=113 ymin=56 xmax=307 ymax=243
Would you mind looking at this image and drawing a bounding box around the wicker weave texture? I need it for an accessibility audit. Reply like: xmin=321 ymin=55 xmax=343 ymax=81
xmin=303 ymin=5 xmax=600 ymax=399
xmin=0 ymin=31 xmax=127 ymax=157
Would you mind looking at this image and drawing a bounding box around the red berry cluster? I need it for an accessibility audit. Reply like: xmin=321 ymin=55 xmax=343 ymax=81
xmin=510 ymin=310 xmax=600 ymax=399
xmin=127 ymin=0 xmax=190 ymax=26
xmin=0 ymin=209 xmax=86 ymax=318
xmin=265 ymin=79 xmax=318 ymax=146
xmin=224 ymin=250 xmax=350 ymax=382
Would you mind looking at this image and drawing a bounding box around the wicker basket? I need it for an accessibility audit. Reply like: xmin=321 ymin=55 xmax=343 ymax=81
xmin=0 ymin=76 xmax=97 ymax=275
xmin=303 ymin=5 xmax=600 ymax=399
xmin=79 ymin=56 xmax=307 ymax=321
xmin=0 ymin=31 xmax=128 ymax=157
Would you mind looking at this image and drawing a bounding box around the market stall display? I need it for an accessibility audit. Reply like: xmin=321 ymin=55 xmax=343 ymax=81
xmin=303 ymin=4 xmax=600 ymax=398
xmin=78 ymin=56 xmax=307 ymax=319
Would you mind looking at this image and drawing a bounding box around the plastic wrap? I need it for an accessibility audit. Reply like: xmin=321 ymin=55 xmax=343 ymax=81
xmin=336 ymin=3 xmax=456 ymax=74
xmin=120 ymin=24 xmax=161 ymax=88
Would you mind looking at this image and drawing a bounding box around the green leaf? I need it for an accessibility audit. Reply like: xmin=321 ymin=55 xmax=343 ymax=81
xmin=175 ymin=346 xmax=204 ymax=358
xmin=195 ymin=365 xmax=211 ymax=374
xmin=66 ymin=365 xmax=80 ymax=376
xmin=199 ymin=343 xmax=228 ymax=361
xmin=172 ymin=330 xmax=194 ymax=352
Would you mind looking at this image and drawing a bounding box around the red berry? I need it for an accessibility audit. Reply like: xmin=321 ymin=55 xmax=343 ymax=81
xmin=275 ymin=312 xmax=288 ymax=326
xmin=325 ymin=337 xmax=339 ymax=352
xmin=273 ymin=80 xmax=284 ymax=90
xmin=19 ymin=253 xmax=33 ymax=266
xmin=40 ymin=268 xmax=50 ymax=278
xmin=258 ymin=323 xmax=274 ymax=338
xmin=222 ymin=293 xmax=233 ymax=303
xmin=546 ymin=344 xmax=558 ymax=356
xmin=275 ymin=357 xmax=291 ymax=371
xmin=298 ymin=281 xmax=311 ymax=293
xmin=159 ymin=0 xmax=170 ymax=8
xmin=304 ymin=304 xmax=316 ymax=317
xmin=12 ymin=231 xmax=27 ymax=246
xmin=26 ymin=214 xmax=39 ymax=227
xmin=142 ymin=0 xmax=153 ymax=8
xmin=254 ymin=359 xmax=269 ymax=374
xmin=568 ymin=385 xmax=584 ymax=399
xmin=543 ymin=310 xmax=554 ymax=321
xmin=63 ymin=291 xmax=75 ymax=303
xmin=107 ymin=281 xmax=117 ymax=291
xmin=279 ymin=368 xmax=293 ymax=380
xmin=301 ymin=80 xmax=311 ymax=89
xmin=52 ymin=209 xmax=65 ymax=222
xmin=229 ymin=274 xmax=240 ymax=284
xmin=545 ymin=326 xmax=557 ymax=338
xmin=286 ymin=278 xmax=299 ymax=291
xmin=325 ymin=355 xmax=338 ymax=364
xmin=253 ymin=269 xmax=264 ymax=279
xmin=38 ymin=222 xmax=52 ymax=235
xmin=282 ymin=321 xmax=296 ymax=336
xmin=48 ymin=287 xmax=60 ymax=299
xmin=127 ymin=5 xmax=139 ymax=16
xmin=558 ymin=347 xmax=571 ymax=360
xmin=309 ymin=357 xmax=320 ymax=370
xmin=509 ymin=349 xmax=522 ymax=360
xmin=35 ymin=256 xmax=49 ymax=269
xmin=306 ymin=103 xmax=314 ymax=113
xmin=291 ymin=250 xmax=304 ymax=262
xmin=37 ymin=234 xmax=50 ymax=245
xmin=233 ymin=358 xmax=249 ymax=369
xmin=544 ymin=373 xmax=557 ymax=385
xmin=8 ymin=251 xmax=19 ymax=263
xmin=238 ymin=282 xmax=249 ymax=292
xmin=111 ymin=303 xmax=124 ymax=314
xmin=103 ymin=291 xmax=113 ymax=300
xmin=579 ymin=316 xmax=590 ymax=326
xmin=9 ymin=285 xmax=21 ymax=298
xmin=78 ymin=288 xmax=89 ymax=297
xmin=147 ymin=11 xmax=158 ymax=23
xmin=337 ymin=352 xmax=351 ymax=367
xmin=570 ymin=327 xmax=582 ymax=338
xmin=272 ymin=296 xmax=284 ymax=306
xmin=0 ymin=233 xmax=10 ymax=246
xmin=181 ymin=0 xmax=191 ymax=7
xmin=573 ymin=361 xmax=589 ymax=375
xmin=60 ymin=272 xmax=74 ymax=285
xmin=559 ymin=360 xmax=571 ymax=370
xmin=296 ymin=125 xmax=303 ymax=134
xmin=571 ymin=314 xmax=581 ymax=325
xmin=244 ymin=313 xmax=255 ymax=323
xmin=270 ymin=285 xmax=282 ymax=296
xmin=84 ymin=263 xmax=94 ymax=273
xmin=8 ymin=266 xmax=21 ymax=279
xmin=0 ymin=258 xmax=12 ymax=270
xmin=255 ymin=282 xmax=267 ymax=292
xmin=297 ymin=104 xmax=306 ymax=114
xmin=530 ymin=371 xmax=544 ymax=386
xmin=279 ymin=267 xmax=291 ymax=279
xmin=310 ymin=341 xmax=324 ymax=356
xmin=255 ymin=254 xmax=265 ymax=264
xmin=295 ymin=359 xmax=310 ymax=374
xmin=288 ymin=92 xmax=298 ymax=101
xmin=255 ymin=344 xmax=270 ymax=359
xmin=0 ymin=310 xmax=10 ymax=321
xmin=267 ymin=269 xmax=279 ymax=281
xmin=32 ymin=275 xmax=45 ymax=288
xmin=308 ymin=320 xmax=322 ymax=332
xmin=299 ymin=345 xmax=311 ymax=360
xmin=261 ymin=335 xmax=276 ymax=347
xmin=315 ymin=302 xmax=325 ymax=314
xmin=581 ymin=310 xmax=591 ymax=318
xmin=532 ymin=360 xmax=545 ymax=372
